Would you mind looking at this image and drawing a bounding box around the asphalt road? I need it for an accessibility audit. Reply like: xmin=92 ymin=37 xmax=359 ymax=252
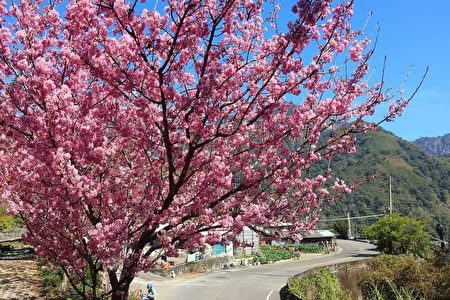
xmin=132 ymin=240 xmax=378 ymax=300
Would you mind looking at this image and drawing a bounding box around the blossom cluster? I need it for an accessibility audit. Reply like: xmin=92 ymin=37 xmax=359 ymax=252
xmin=0 ymin=0 xmax=410 ymax=296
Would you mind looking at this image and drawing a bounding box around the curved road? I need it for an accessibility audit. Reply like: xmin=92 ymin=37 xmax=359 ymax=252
xmin=132 ymin=240 xmax=378 ymax=300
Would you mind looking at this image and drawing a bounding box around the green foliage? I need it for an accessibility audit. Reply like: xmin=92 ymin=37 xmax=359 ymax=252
xmin=258 ymin=243 xmax=326 ymax=264
xmin=289 ymin=268 xmax=349 ymax=300
xmin=0 ymin=206 xmax=21 ymax=233
xmin=37 ymin=259 xmax=103 ymax=299
xmin=359 ymin=253 xmax=450 ymax=300
xmin=258 ymin=245 xmax=296 ymax=263
xmin=362 ymin=214 xmax=430 ymax=257
xmin=366 ymin=280 xmax=425 ymax=300
xmin=318 ymin=129 xmax=450 ymax=236
xmin=332 ymin=220 xmax=349 ymax=239
xmin=37 ymin=259 xmax=65 ymax=296
xmin=294 ymin=243 xmax=325 ymax=253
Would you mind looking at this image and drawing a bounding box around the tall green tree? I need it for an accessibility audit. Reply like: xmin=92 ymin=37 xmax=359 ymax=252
xmin=363 ymin=213 xmax=430 ymax=257
xmin=332 ymin=220 xmax=349 ymax=239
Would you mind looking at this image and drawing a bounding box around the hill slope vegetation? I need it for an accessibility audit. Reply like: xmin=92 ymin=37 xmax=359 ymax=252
xmin=321 ymin=129 xmax=450 ymax=233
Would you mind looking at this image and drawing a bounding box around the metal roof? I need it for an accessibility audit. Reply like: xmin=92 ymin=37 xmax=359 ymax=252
xmin=302 ymin=230 xmax=336 ymax=238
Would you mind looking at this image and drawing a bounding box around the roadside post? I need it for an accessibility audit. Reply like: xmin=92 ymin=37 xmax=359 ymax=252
xmin=436 ymin=222 xmax=445 ymax=249
xmin=347 ymin=212 xmax=352 ymax=240
xmin=448 ymin=226 xmax=450 ymax=258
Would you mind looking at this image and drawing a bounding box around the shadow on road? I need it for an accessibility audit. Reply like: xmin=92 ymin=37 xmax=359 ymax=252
xmin=279 ymin=285 xmax=289 ymax=300
xmin=348 ymin=252 xmax=378 ymax=258
xmin=218 ymin=270 xmax=297 ymax=277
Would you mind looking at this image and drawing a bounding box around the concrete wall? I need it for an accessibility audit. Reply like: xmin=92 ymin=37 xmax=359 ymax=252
xmin=329 ymin=260 xmax=369 ymax=300
xmin=152 ymin=255 xmax=235 ymax=278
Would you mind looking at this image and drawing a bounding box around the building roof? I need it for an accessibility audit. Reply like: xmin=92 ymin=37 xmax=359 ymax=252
xmin=302 ymin=230 xmax=336 ymax=238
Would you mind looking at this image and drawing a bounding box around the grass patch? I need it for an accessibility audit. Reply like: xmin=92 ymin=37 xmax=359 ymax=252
xmin=366 ymin=280 xmax=425 ymax=300
xmin=289 ymin=268 xmax=349 ymax=300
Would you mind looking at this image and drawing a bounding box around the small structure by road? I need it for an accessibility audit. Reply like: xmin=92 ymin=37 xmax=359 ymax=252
xmin=0 ymin=228 xmax=26 ymax=243
xmin=301 ymin=230 xmax=336 ymax=244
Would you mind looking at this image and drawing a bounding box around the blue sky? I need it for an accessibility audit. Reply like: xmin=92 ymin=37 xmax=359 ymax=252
xmin=277 ymin=1 xmax=450 ymax=141
xmin=352 ymin=0 xmax=450 ymax=141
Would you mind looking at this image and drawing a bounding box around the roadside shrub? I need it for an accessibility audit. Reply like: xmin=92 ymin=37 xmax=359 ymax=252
xmin=37 ymin=259 xmax=65 ymax=295
xmin=359 ymin=254 xmax=450 ymax=300
xmin=289 ymin=268 xmax=349 ymax=300
xmin=332 ymin=220 xmax=349 ymax=239
xmin=362 ymin=214 xmax=430 ymax=257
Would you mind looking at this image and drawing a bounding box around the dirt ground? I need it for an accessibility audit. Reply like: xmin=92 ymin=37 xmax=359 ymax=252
xmin=0 ymin=259 xmax=44 ymax=300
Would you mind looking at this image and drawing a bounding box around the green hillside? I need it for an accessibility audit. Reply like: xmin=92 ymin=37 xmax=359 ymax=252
xmin=321 ymin=129 xmax=450 ymax=234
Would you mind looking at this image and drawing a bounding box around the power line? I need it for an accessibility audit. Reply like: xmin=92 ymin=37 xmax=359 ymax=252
xmin=319 ymin=214 xmax=385 ymax=222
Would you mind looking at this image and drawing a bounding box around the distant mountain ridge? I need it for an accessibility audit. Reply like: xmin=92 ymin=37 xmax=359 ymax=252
xmin=414 ymin=133 xmax=450 ymax=156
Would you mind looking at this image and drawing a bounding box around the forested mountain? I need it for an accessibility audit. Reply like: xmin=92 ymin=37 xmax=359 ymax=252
xmin=414 ymin=133 xmax=450 ymax=156
xmin=320 ymin=129 xmax=450 ymax=234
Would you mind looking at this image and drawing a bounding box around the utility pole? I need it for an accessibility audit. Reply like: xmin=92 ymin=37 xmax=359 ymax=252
xmin=436 ymin=219 xmax=445 ymax=249
xmin=347 ymin=212 xmax=352 ymax=239
xmin=448 ymin=226 xmax=450 ymax=258
xmin=389 ymin=176 xmax=393 ymax=214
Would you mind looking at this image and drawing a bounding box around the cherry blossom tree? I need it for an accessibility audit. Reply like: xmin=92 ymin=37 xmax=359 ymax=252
xmin=0 ymin=0 xmax=423 ymax=298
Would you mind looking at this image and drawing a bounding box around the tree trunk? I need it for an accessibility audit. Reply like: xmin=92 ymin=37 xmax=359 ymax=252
xmin=110 ymin=284 xmax=131 ymax=300
xmin=109 ymin=270 xmax=134 ymax=300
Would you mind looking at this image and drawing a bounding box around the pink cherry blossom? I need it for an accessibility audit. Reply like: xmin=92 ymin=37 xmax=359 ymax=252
xmin=0 ymin=0 xmax=419 ymax=299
